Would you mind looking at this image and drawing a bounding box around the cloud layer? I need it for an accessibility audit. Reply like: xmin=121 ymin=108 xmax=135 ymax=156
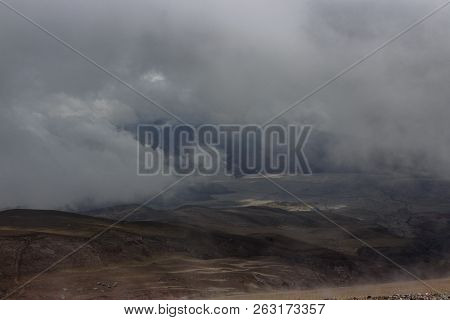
xmin=1 ymin=0 xmax=449 ymax=208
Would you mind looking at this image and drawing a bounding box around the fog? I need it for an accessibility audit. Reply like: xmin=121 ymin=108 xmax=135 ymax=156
xmin=1 ymin=0 xmax=449 ymax=209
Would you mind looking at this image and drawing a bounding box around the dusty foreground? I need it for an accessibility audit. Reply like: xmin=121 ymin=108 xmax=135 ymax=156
xmin=224 ymin=277 xmax=450 ymax=300
xmin=0 ymin=206 xmax=448 ymax=299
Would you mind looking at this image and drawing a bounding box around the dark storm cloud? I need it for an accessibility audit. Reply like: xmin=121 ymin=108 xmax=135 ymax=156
xmin=0 ymin=0 xmax=449 ymax=208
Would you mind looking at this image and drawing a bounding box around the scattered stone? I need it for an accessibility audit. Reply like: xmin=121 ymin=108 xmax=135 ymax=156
xmin=95 ymin=281 xmax=118 ymax=289
xmin=353 ymin=293 xmax=448 ymax=300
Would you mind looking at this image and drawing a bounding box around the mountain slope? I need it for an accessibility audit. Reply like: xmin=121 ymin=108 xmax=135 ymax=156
xmin=0 ymin=206 xmax=448 ymax=299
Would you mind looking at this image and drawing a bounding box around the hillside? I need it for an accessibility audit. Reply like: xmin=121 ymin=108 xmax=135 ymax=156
xmin=0 ymin=205 xmax=448 ymax=299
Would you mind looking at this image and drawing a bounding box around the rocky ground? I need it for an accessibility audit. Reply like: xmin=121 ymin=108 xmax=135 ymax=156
xmin=225 ymin=278 xmax=450 ymax=300
xmin=357 ymin=293 xmax=449 ymax=300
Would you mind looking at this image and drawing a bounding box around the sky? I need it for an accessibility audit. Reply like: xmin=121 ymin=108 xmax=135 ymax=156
xmin=1 ymin=0 xmax=449 ymax=209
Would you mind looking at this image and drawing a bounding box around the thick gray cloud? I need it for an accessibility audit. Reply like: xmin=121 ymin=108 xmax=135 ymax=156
xmin=0 ymin=0 xmax=449 ymax=209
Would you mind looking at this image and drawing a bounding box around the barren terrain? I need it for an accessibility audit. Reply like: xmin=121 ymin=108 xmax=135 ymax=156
xmin=0 ymin=198 xmax=448 ymax=299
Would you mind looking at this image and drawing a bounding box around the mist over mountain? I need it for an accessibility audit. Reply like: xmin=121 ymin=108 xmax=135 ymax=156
xmin=1 ymin=0 xmax=450 ymax=209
